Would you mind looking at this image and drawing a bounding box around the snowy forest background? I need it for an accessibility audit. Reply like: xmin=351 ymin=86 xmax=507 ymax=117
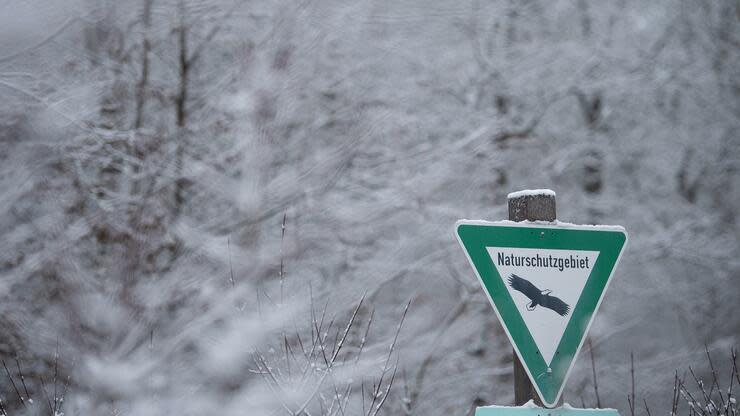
xmin=0 ymin=0 xmax=738 ymax=415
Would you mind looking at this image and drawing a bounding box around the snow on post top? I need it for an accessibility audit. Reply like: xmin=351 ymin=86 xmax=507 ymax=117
xmin=507 ymin=189 xmax=556 ymax=199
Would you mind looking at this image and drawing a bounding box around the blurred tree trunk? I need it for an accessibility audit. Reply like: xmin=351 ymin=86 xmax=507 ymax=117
xmin=134 ymin=0 xmax=153 ymax=130
xmin=174 ymin=0 xmax=189 ymax=219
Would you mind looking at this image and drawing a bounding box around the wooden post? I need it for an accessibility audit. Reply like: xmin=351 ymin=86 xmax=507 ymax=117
xmin=508 ymin=190 xmax=556 ymax=406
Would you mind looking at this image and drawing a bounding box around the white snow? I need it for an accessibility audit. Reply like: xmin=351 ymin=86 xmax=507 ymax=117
xmin=476 ymin=401 xmax=619 ymax=411
xmin=521 ymin=400 xmax=539 ymax=409
xmin=456 ymin=219 xmax=627 ymax=232
xmin=562 ymin=403 xmax=619 ymax=411
xmin=474 ymin=400 xmax=538 ymax=409
xmin=507 ymin=189 xmax=557 ymax=199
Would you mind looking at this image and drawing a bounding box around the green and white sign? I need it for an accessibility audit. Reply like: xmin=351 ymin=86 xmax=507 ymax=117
xmin=455 ymin=220 xmax=627 ymax=407
xmin=476 ymin=404 xmax=620 ymax=416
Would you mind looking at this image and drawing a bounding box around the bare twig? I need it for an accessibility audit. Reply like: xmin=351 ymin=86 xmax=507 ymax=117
xmin=643 ymin=398 xmax=652 ymax=416
xmin=39 ymin=376 xmax=55 ymax=415
xmin=705 ymin=346 xmax=721 ymax=406
xmin=671 ymin=370 xmax=680 ymax=416
xmin=2 ymin=360 xmax=25 ymax=407
xmin=629 ymin=351 xmax=635 ymax=416
xmin=367 ymin=299 xmax=410 ymax=416
xmin=361 ymin=379 xmax=366 ymax=416
xmin=227 ymin=237 xmax=235 ymax=287
xmin=355 ymin=308 xmax=375 ymax=364
xmin=730 ymin=352 xmax=737 ymax=384
xmin=588 ymin=338 xmax=602 ymax=408
xmin=252 ymin=281 xmax=408 ymax=416
xmin=669 ymin=349 xmax=740 ymax=416
xmin=370 ymin=358 xmax=398 ymax=416
xmin=52 ymin=338 xmax=61 ymax=413
xmin=330 ymin=293 xmax=366 ymax=363
xmin=688 ymin=366 xmax=711 ymax=409
xmin=279 ymin=212 xmax=286 ymax=303
xmin=14 ymin=358 xmax=30 ymax=405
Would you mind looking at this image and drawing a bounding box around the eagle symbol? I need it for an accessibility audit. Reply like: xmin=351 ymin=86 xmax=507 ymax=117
xmin=507 ymin=274 xmax=571 ymax=317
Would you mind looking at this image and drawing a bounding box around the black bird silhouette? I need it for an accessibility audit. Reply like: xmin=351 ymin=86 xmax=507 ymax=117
xmin=507 ymin=274 xmax=570 ymax=317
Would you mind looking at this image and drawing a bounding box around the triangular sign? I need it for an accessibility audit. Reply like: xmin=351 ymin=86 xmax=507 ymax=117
xmin=455 ymin=220 xmax=627 ymax=407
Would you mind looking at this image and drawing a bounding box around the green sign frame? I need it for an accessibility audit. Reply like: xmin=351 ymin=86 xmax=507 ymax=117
xmin=455 ymin=220 xmax=627 ymax=407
